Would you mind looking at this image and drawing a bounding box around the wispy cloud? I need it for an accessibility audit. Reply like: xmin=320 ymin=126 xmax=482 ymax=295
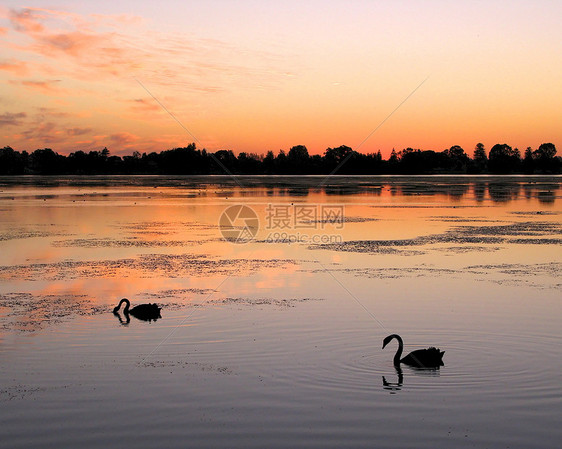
xmin=5 ymin=7 xmax=293 ymax=87
xmin=1 ymin=6 xmax=298 ymax=153
xmin=20 ymin=121 xmax=58 ymax=142
xmin=67 ymin=127 xmax=93 ymax=136
xmin=0 ymin=112 xmax=27 ymax=127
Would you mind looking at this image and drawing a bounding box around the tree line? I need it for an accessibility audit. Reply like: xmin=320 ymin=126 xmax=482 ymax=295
xmin=0 ymin=142 xmax=559 ymax=175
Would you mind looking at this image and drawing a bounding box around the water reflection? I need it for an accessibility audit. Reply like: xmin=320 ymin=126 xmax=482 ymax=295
xmin=113 ymin=309 xmax=161 ymax=325
xmin=113 ymin=310 xmax=131 ymax=325
xmin=382 ymin=365 xmax=442 ymax=394
xmin=0 ymin=175 xmax=560 ymax=204
xmin=382 ymin=366 xmax=403 ymax=394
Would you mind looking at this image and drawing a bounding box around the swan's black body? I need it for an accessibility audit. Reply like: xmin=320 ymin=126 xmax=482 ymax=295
xmin=382 ymin=334 xmax=444 ymax=368
xmin=113 ymin=298 xmax=161 ymax=322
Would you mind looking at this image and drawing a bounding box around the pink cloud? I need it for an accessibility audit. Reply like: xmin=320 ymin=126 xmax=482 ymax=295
xmin=37 ymin=31 xmax=115 ymax=58
xmin=10 ymin=79 xmax=63 ymax=93
xmin=8 ymin=8 xmax=46 ymax=33
xmin=0 ymin=59 xmax=28 ymax=75
xmin=109 ymin=132 xmax=139 ymax=147
xmin=128 ymin=98 xmax=160 ymax=112
xmin=5 ymin=6 xmax=290 ymax=89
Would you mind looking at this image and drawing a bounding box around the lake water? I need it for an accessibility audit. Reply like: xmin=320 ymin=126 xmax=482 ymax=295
xmin=0 ymin=175 xmax=560 ymax=449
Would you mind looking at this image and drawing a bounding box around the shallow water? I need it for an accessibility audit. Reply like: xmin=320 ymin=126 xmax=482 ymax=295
xmin=0 ymin=175 xmax=561 ymax=448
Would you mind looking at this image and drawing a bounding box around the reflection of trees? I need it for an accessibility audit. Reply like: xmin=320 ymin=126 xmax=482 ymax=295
xmin=323 ymin=185 xmax=362 ymax=196
xmin=536 ymin=184 xmax=559 ymax=203
xmin=488 ymin=182 xmax=521 ymax=202
xmin=538 ymin=191 xmax=555 ymax=203
xmin=473 ymin=182 xmax=486 ymax=202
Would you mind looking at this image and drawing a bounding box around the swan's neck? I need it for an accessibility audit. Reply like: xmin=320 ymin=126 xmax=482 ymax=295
xmin=118 ymin=298 xmax=130 ymax=313
xmin=392 ymin=335 xmax=404 ymax=365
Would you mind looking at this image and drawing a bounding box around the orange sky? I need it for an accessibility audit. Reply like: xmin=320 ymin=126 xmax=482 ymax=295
xmin=1 ymin=1 xmax=561 ymax=157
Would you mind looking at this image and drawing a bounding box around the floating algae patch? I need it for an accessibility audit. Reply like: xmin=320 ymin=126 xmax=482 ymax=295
xmin=308 ymin=266 xmax=463 ymax=280
xmin=141 ymin=288 xmax=217 ymax=299
xmin=0 ymin=254 xmax=301 ymax=282
xmin=308 ymin=262 xmax=561 ymax=288
xmin=0 ymin=227 xmax=71 ymax=242
xmin=210 ymin=296 xmax=324 ymax=308
xmin=427 ymin=216 xmax=508 ymax=223
xmin=0 ymin=384 xmax=76 ymax=402
xmin=140 ymin=360 xmax=234 ymax=375
xmin=464 ymin=262 xmax=562 ymax=289
xmin=510 ymin=238 xmax=562 ymax=245
xmin=510 ymin=211 xmax=559 ymax=216
xmin=310 ymin=221 xmax=562 ymax=255
xmin=433 ymin=245 xmax=503 ymax=254
xmin=465 ymin=262 xmax=562 ymax=278
xmin=140 ymin=288 xmax=218 ymax=307
xmin=52 ymin=238 xmax=204 ymax=248
xmin=454 ymin=221 xmax=562 ymax=237
xmin=309 ymin=234 xmax=502 ymax=255
xmin=309 ymin=240 xmax=425 ymax=255
xmin=116 ymin=221 xmax=217 ymax=234
xmin=0 ymin=292 xmax=105 ymax=332
xmin=301 ymin=216 xmax=379 ymax=225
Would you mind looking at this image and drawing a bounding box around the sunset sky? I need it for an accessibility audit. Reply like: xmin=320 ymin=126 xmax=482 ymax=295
xmin=1 ymin=1 xmax=561 ymax=157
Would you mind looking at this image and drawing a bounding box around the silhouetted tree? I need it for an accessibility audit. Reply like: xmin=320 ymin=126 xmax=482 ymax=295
xmin=0 ymin=146 xmax=27 ymax=174
xmin=446 ymin=145 xmax=469 ymax=172
xmin=30 ymin=148 xmax=65 ymax=174
xmin=237 ymin=152 xmax=261 ymax=174
xmin=523 ymin=147 xmax=534 ymax=174
xmin=323 ymin=145 xmax=357 ymax=174
xmin=472 ymin=142 xmax=487 ymax=173
xmin=488 ymin=143 xmax=520 ymax=173
xmin=0 ymin=140 xmax=559 ymax=175
xmin=533 ymin=142 xmax=558 ymax=173
xmin=287 ymin=145 xmax=310 ymax=173
xmin=275 ymin=149 xmax=288 ymax=173
xmin=263 ymin=150 xmax=275 ymax=174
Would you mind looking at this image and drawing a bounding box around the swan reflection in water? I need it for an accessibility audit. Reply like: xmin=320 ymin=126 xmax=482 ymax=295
xmin=382 ymin=365 xmax=442 ymax=393
xmin=382 ymin=366 xmax=404 ymax=393
xmin=113 ymin=298 xmax=161 ymax=325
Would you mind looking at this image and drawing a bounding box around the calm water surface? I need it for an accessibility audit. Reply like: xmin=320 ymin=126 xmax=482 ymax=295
xmin=0 ymin=175 xmax=561 ymax=448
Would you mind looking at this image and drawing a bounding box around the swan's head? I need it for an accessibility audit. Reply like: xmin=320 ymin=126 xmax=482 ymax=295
xmin=382 ymin=335 xmax=394 ymax=349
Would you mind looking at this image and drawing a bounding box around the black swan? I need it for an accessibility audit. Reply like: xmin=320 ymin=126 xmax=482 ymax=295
xmin=113 ymin=298 xmax=161 ymax=322
xmin=382 ymin=334 xmax=444 ymax=368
